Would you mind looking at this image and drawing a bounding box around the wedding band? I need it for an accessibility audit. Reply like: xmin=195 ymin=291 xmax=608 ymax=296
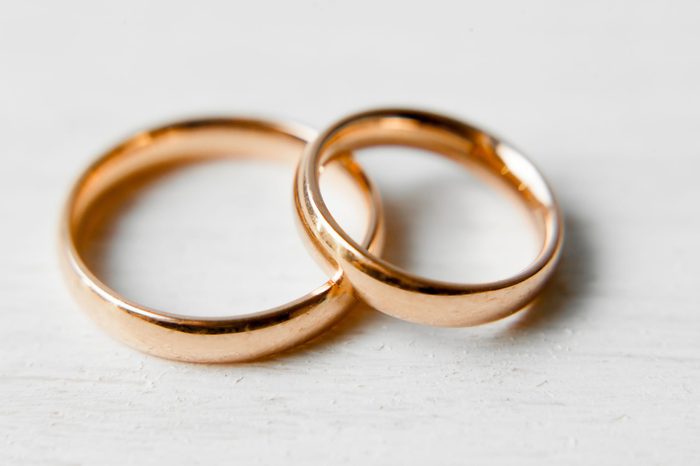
xmin=60 ymin=118 xmax=383 ymax=362
xmin=295 ymin=108 xmax=563 ymax=327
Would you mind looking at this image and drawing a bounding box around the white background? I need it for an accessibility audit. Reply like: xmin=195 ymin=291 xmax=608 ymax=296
xmin=1 ymin=1 xmax=699 ymax=464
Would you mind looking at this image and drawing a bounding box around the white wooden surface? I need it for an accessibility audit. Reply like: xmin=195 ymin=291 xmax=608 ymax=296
xmin=1 ymin=1 xmax=699 ymax=464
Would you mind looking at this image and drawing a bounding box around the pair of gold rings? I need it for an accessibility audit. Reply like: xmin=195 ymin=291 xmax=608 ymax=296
xmin=60 ymin=108 xmax=563 ymax=362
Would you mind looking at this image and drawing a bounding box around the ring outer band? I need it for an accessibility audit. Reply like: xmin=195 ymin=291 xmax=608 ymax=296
xmin=294 ymin=108 xmax=563 ymax=327
xmin=60 ymin=117 xmax=384 ymax=362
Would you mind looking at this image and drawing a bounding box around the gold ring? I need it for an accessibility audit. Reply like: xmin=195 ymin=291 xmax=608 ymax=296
xmin=295 ymin=108 xmax=563 ymax=327
xmin=60 ymin=118 xmax=383 ymax=362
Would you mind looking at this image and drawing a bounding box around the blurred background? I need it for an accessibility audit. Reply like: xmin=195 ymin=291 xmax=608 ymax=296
xmin=1 ymin=1 xmax=698 ymax=464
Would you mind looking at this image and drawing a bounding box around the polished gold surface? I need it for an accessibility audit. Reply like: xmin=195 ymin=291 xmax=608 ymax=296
xmin=60 ymin=118 xmax=383 ymax=362
xmin=295 ymin=108 xmax=563 ymax=327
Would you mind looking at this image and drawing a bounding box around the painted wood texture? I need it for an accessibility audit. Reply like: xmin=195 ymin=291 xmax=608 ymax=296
xmin=1 ymin=1 xmax=698 ymax=464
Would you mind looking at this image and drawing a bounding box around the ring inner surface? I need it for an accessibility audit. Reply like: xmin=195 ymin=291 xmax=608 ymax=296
xmin=68 ymin=121 xmax=375 ymax=319
xmin=71 ymin=125 xmax=307 ymax=227
xmin=313 ymin=115 xmax=559 ymax=287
